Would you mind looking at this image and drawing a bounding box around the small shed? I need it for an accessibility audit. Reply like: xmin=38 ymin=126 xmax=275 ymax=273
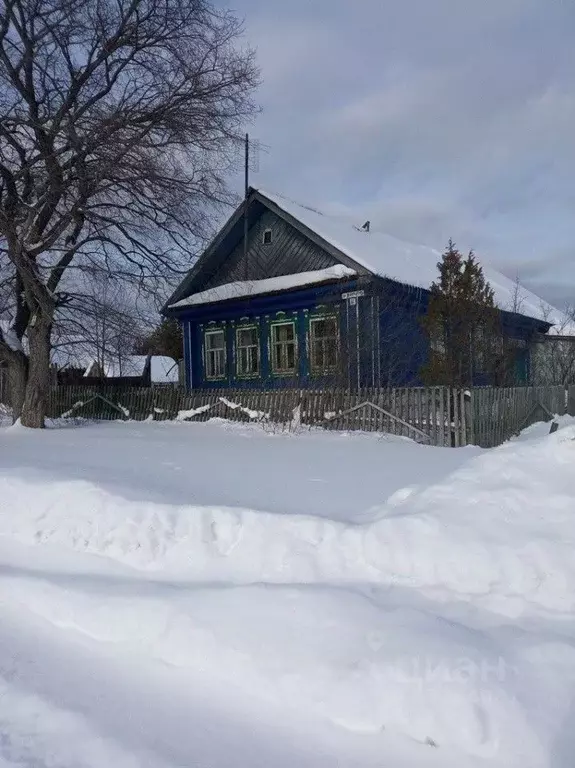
xmin=82 ymin=355 xmax=179 ymax=386
xmin=56 ymin=354 xmax=179 ymax=387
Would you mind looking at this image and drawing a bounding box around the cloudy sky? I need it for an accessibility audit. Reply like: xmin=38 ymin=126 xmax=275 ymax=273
xmin=231 ymin=0 xmax=575 ymax=307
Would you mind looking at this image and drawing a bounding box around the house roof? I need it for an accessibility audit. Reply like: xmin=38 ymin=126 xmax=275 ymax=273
xmin=84 ymin=355 xmax=148 ymax=378
xmin=166 ymin=187 xmax=572 ymax=334
xmin=0 ymin=319 xmax=23 ymax=353
xmin=83 ymin=355 xmax=149 ymax=378
xmin=260 ymin=190 xmax=571 ymax=332
xmin=149 ymin=356 xmax=179 ymax=384
xmin=83 ymin=355 xmax=179 ymax=383
xmin=170 ymin=265 xmax=356 ymax=309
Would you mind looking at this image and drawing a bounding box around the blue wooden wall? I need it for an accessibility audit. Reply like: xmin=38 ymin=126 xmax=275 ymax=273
xmin=180 ymin=279 xmax=359 ymax=390
xmin=175 ymin=277 xmax=540 ymax=390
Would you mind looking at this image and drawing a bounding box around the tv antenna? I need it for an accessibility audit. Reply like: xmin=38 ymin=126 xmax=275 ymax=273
xmin=243 ymin=134 xmax=267 ymax=279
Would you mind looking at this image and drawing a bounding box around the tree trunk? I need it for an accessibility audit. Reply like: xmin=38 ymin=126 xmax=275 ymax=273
xmin=8 ymin=354 xmax=28 ymax=422
xmin=21 ymin=318 xmax=52 ymax=429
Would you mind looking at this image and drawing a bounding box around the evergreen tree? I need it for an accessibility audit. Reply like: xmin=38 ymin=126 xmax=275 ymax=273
xmin=420 ymin=240 xmax=501 ymax=386
xmin=138 ymin=319 xmax=183 ymax=361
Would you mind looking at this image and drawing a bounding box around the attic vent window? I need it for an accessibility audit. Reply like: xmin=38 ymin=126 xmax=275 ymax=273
xmin=262 ymin=229 xmax=272 ymax=245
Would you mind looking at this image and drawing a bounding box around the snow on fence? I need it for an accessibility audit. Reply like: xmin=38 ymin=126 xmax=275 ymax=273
xmin=44 ymin=383 xmax=573 ymax=448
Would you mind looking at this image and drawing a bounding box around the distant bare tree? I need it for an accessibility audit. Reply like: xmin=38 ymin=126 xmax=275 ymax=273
xmin=52 ymin=270 xmax=149 ymax=376
xmin=0 ymin=0 xmax=258 ymax=426
xmin=530 ymin=302 xmax=575 ymax=386
xmin=509 ymin=273 xmax=526 ymax=316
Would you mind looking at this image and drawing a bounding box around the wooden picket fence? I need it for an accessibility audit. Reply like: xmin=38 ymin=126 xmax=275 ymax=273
xmin=40 ymin=383 xmax=572 ymax=448
xmin=470 ymin=385 xmax=567 ymax=448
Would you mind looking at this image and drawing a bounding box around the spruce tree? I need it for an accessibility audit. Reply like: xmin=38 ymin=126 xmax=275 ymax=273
xmin=138 ymin=319 xmax=183 ymax=361
xmin=420 ymin=240 xmax=500 ymax=386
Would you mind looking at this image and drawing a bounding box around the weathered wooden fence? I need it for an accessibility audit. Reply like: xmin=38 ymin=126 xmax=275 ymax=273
xmin=38 ymin=383 xmax=572 ymax=448
xmin=471 ymin=385 xmax=567 ymax=448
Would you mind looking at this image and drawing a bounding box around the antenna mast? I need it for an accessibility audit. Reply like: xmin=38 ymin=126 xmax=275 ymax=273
xmin=244 ymin=133 xmax=249 ymax=280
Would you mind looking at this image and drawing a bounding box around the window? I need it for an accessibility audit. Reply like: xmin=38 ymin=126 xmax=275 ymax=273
xmin=236 ymin=326 xmax=260 ymax=377
xmin=310 ymin=316 xmax=339 ymax=373
xmin=270 ymin=321 xmax=297 ymax=374
xmin=262 ymin=229 xmax=272 ymax=245
xmin=204 ymin=329 xmax=226 ymax=379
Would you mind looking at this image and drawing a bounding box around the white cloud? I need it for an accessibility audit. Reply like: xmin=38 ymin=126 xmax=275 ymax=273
xmin=234 ymin=0 xmax=575 ymax=304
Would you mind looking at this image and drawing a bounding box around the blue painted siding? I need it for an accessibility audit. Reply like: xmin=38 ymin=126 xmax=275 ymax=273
xmin=183 ymin=320 xmax=192 ymax=389
xmin=377 ymin=285 xmax=428 ymax=386
xmin=173 ymin=276 xmax=543 ymax=391
xmin=179 ymin=280 xmax=359 ymax=389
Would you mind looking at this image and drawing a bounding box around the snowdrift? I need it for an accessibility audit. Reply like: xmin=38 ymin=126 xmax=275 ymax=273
xmin=1 ymin=420 xmax=575 ymax=766
xmin=2 ymin=425 xmax=575 ymax=619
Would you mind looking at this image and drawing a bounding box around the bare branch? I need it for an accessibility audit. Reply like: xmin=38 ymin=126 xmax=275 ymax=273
xmin=0 ymin=0 xmax=258 ymax=423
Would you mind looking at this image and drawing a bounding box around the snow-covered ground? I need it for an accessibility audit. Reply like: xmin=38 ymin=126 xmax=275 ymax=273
xmin=1 ymin=416 xmax=574 ymax=767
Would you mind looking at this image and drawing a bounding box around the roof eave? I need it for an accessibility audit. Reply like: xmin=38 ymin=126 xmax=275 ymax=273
xmin=162 ymin=188 xmax=376 ymax=314
xmin=161 ymin=195 xmax=253 ymax=314
xmin=167 ymin=274 xmax=358 ymax=314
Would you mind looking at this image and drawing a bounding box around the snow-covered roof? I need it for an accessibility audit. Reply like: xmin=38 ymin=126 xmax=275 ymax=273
xmin=260 ymin=189 xmax=573 ymax=334
xmin=82 ymin=355 xmax=179 ymax=382
xmin=150 ymin=356 xmax=179 ymax=384
xmin=0 ymin=319 xmax=23 ymax=353
xmin=84 ymin=355 xmax=148 ymax=378
xmin=170 ymin=265 xmax=356 ymax=308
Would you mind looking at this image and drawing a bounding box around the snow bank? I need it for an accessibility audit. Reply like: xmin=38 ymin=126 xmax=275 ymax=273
xmin=0 ymin=573 xmax=546 ymax=764
xmin=0 ymin=675 xmax=147 ymax=768
xmin=2 ymin=426 xmax=575 ymax=618
xmin=2 ymin=420 xmax=575 ymax=765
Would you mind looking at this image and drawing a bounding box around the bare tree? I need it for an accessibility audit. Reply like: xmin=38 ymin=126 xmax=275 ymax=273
xmin=508 ymin=273 xmax=525 ymax=316
xmin=0 ymin=0 xmax=258 ymax=426
xmin=530 ymin=302 xmax=575 ymax=386
xmin=52 ymin=269 xmax=149 ymax=376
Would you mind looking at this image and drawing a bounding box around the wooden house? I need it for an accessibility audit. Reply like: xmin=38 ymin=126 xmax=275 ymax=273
xmin=165 ymin=188 xmax=562 ymax=390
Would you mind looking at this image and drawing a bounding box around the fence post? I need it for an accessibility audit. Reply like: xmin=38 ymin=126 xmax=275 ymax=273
xmin=465 ymin=389 xmax=474 ymax=446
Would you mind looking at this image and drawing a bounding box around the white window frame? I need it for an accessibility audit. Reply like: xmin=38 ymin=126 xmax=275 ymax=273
xmin=262 ymin=228 xmax=273 ymax=245
xmin=204 ymin=328 xmax=226 ymax=380
xmin=270 ymin=320 xmax=297 ymax=375
xmin=309 ymin=315 xmax=339 ymax=374
xmin=236 ymin=325 xmax=260 ymax=378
